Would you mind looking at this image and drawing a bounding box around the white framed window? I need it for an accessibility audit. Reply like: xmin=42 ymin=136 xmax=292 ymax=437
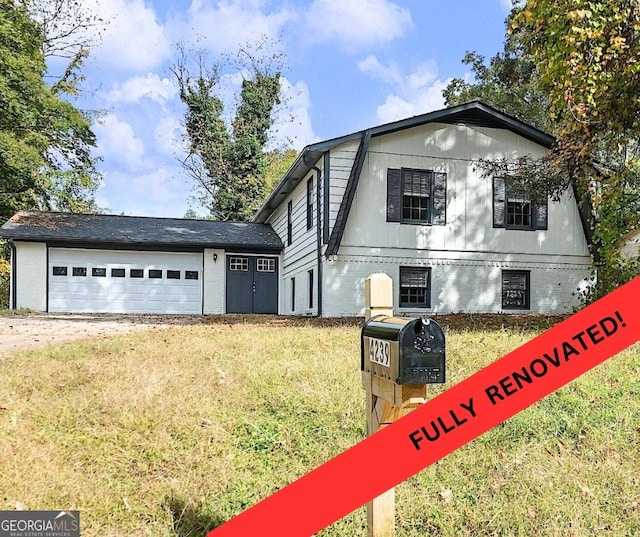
xmin=502 ymin=270 xmax=530 ymax=310
xmin=257 ymin=258 xmax=276 ymax=272
xmin=230 ymin=257 xmax=249 ymax=271
xmin=399 ymin=266 xmax=431 ymax=308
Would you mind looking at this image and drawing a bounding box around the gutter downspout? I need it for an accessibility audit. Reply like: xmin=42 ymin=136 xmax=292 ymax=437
xmin=305 ymin=156 xmax=324 ymax=317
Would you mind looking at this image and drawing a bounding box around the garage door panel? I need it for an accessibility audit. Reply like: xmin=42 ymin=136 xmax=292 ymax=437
xmin=49 ymin=249 xmax=203 ymax=314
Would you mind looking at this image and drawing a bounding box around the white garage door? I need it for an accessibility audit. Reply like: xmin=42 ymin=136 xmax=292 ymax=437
xmin=48 ymin=248 xmax=203 ymax=314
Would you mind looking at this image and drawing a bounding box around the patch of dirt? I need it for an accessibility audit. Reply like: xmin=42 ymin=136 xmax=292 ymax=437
xmin=0 ymin=311 xmax=567 ymax=356
xmin=0 ymin=313 xmax=194 ymax=355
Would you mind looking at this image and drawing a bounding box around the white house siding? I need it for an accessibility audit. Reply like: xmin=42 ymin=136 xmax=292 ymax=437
xmin=321 ymin=122 xmax=591 ymax=316
xmin=341 ymin=123 xmax=589 ymax=258
xmin=322 ymin=253 xmax=589 ymax=316
xmin=327 ymin=139 xmax=360 ymax=236
xmin=203 ymin=248 xmax=226 ymax=314
xmin=267 ymin=165 xmax=323 ymax=315
xmin=14 ymin=242 xmax=47 ymax=311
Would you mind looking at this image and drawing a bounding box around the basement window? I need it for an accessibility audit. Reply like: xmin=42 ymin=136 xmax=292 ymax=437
xmin=399 ymin=266 xmax=431 ymax=308
xmin=502 ymin=270 xmax=530 ymax=310
xmin=72 ymin=267 xmax=87 ymax=277
xmin=52 ymin=266 xmax=67 ymax=276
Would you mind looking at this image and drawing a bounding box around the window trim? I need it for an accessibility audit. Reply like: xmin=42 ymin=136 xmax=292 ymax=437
xmin=387 ymin=168 xmax=447 ymax=226
xmin=306 ymin=177 xmax=313 ymax=231
xmin=399 ymin=266 xmax=431 ymax=309
xmin=287 ymin=200 xmax=293 ymax=246
xmin=493 ymin=176 xmax=548 ymax=231
xmin=401 ymin=168 xmax=432 ymax=224
xmin=501 ymin=270 xmax=531 ymax=310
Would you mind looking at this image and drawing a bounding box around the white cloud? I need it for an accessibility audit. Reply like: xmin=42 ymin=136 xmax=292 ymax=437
xmin=168 ymin=0 xmax=295 ymax=55
xmin=269 ymin=78 xmax=318 ymax=150
xmin=97 ymin=166 xmax=191 ymax=217
xmin=93 ymin=114 xmax=146 ymax=169
xmin=357 ymin=55 xmax=403 ymax=85
xmin=376 ymin=79 xmax=450 ymax=123
xmin=303 ymin=0 xmax=413 ymax=49
xmin=89 ymin=0 xmax=170 ymax=71
xmin=359 ymin=56 xmax=452 ymax=123
xmin=106 ymin=73 xmax=178 ymax=104
xmin=154 ymin=113 xmax=185 ymax=156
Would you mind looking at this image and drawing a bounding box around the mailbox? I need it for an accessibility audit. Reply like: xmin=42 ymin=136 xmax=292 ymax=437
xmin=361 ymin=316 xmax=445 ymax=385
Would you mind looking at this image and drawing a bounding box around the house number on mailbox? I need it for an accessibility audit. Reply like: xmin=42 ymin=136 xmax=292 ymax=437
xmin=369 ymin=338 xmax=391 ymax=367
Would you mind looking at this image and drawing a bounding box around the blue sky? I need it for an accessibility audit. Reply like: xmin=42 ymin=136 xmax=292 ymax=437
xmin=63 ymin=0 xmax=514 ymax=218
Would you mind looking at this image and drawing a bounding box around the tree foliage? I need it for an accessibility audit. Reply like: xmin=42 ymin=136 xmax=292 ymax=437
xmin=173 ymin=40 xmax=284 ymax=221
xmin=0 ymin=1 xmax=101 ymax=222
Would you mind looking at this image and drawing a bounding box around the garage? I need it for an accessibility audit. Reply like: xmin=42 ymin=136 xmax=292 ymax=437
xmin=0 ymin=211 xmax=284 ymax=315
xmin=48 ymin=248 xmax=203 ymax=314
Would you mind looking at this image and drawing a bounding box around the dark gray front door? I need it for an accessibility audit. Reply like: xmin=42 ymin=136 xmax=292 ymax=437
xmin=226 ymin=256 xmax=278 ymax=314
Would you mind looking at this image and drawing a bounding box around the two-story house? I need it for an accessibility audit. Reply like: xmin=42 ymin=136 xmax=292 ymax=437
xmin=254 ymin=101 xmax=591 ymax=316
xmin=0 ymin=101 xmax=591 ymax=316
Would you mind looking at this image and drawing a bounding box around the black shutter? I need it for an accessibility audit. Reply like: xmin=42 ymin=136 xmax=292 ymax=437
xmin=534 ymin=199 xmax=548 ymax=230
xmin=386 ymin=168 xmax=402 ymax=222
xmin=432 ymin=172 xmax=447 ymax=225
xmin=493 ymin=176 xmax=506 ymax=228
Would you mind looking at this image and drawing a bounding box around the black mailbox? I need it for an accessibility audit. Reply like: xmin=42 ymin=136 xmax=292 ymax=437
xmin=361 ymin=316 xmax=445 ymax=385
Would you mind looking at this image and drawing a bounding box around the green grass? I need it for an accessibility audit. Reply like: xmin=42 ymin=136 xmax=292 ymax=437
xmin=0 ymin=317 xmax=638 ymax=536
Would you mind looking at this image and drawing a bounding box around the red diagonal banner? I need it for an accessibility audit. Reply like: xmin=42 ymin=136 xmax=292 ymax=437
xmin=208 ymin=276 xmax=640 ymax=537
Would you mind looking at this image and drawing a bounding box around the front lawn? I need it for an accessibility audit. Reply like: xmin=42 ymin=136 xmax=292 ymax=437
xmin=0 ymin=317 xmax=638 ymax=536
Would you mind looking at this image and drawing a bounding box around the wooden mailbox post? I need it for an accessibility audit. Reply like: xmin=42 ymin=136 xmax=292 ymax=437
xmin=362 ymin=273 xmax=427 ymax=537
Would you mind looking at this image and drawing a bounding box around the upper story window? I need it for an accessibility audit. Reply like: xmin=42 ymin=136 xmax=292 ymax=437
xmin=287 ymin=200 xmax=293 ymax=246
xmin=386 ymin=168 xmax=447 ymax=225
xmin=306 ymin=178 xmax=313 ymax=230
xmin=493 ymin=177 xmax=547 ymax=230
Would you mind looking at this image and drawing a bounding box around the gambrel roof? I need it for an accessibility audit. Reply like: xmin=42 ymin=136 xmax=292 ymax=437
xmin=253 ymin=101 xmax=555 ymax=224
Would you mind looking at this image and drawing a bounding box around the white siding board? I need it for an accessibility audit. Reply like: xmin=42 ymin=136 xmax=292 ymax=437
xmin=322 ymin=255 xmax=589 ymax=316
xmin=340 ymin=122 xmax=589 ymax=259
xmin=203 ymin=248 xmax=225 ymax=314
xmin=266 ymin=165 xmax=321 ymax=315
xmin=14 ymin=242 xmax=47 ymax=311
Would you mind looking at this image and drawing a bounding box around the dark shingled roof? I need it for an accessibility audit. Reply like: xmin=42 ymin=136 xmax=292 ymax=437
xmin=0 ymin=211 xmax=284 ymax=252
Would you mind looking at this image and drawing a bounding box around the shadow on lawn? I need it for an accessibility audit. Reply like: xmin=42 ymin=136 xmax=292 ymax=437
xmin=166 ymin=495 xmax=226 ymax=537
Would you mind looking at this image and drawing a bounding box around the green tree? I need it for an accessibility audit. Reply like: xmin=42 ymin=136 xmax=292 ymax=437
xmin=172 ymin=40 xmax=284 ymax=221
xmin=264 ymin=148 xmax=297 ymax=194
xmin=0 ymin=1 xmax=101 ymax=221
